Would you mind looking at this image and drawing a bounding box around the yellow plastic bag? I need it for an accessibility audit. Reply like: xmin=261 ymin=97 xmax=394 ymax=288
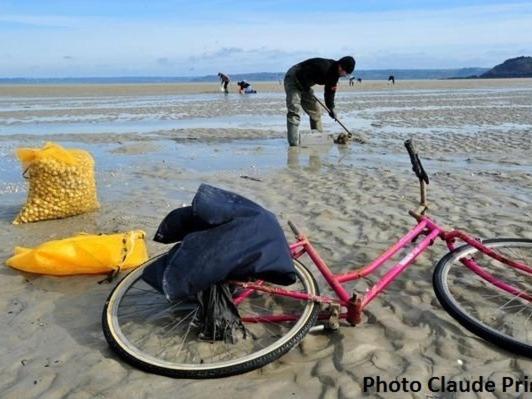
xmin=13 ymin=142 xmax=99 ymax=224
xmin=5 ymin=230 xmax=149 ymax=275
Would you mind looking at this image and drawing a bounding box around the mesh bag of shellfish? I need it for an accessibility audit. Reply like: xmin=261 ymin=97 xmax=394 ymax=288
xmin=13 ymin=142 xmax=100 ymax=224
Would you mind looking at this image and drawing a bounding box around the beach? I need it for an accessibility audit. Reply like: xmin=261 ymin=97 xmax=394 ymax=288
xmin=0 ymin=79 xmax=531 ymax=398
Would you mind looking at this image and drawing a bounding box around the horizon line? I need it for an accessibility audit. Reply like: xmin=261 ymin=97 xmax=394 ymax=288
xmin=0 ymin=67 xmax=490 ymax=80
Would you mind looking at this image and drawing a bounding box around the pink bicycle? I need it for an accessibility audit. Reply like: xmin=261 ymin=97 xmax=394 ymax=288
xmin=102 ymin=140 xmax=531 ymax=378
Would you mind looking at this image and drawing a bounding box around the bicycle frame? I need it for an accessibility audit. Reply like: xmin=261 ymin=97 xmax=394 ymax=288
xmin=233 ymin=139 xmax=532 ymax=327
xmin=233 ymin=214 xmax=532 ymax=325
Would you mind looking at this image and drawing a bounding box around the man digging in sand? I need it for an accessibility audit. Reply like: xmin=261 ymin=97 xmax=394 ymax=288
xmin=218 ymin=72 xmax=230 ymax=94
xmin=284 ymin=56 xmax=355 ymax=146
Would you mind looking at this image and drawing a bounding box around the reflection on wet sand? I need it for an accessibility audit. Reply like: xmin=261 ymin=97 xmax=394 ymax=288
xmin=0 ymin=80 xmax=531 ymax=398
xmin=286 ymin=146 xmax=331 ymax=172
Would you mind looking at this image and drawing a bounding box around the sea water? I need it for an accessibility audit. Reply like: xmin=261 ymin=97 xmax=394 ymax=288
xmin=1 ymin=85 xmax=531 ymax=195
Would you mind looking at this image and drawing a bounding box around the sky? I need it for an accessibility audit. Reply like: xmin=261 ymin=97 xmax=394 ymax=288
xmin=1 ymin=0 xmax=532 ymax=77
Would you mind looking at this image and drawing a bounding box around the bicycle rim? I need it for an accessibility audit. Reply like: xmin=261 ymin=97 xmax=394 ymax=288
xmin=102 ymin=258 xmax=319 ymax=378
xmin=433 ymin=238 xmax=532 ymax=356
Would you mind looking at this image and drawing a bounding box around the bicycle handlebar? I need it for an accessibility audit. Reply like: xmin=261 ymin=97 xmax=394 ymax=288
xmin=404 ymin=139 xmax=430 ymax=217
xmin=288 ymin=220 xmax=301 ymax=237
xmin=404 ymin=139 xmax=429 ymax=184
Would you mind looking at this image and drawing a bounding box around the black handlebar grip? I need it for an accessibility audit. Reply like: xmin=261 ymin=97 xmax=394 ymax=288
xmin=288 ymin=220 xmax=301 ymax=237
xmin=404 ymin=139 xmax=429 ymax=184
xmin=404 ymin=139 xmax=416 ymax=158
xmin=404 ymin=140 xmax=419 ymax=173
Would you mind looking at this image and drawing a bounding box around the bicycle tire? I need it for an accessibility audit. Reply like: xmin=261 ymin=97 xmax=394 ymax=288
xmin=433 ymin=238 xmax=532 ymax=357
xmin=102 ymin=258 xmax=319 ymax=378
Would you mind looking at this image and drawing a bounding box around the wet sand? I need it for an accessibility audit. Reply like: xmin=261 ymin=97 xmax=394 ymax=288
xmin=0 ymin=79 xmax=531 ymax=398
xmin=2 ymin=78 xmax=532 ymax=96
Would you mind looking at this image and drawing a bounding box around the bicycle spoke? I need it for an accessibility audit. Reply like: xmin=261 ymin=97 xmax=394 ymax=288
xmin=145 ymin=300 xmax=189 ymax=323
xmin=128 ymin=286 xmax=159 ymax=294
xmin=162 ymin=308 xmax=198 ymax=338
xmin=172 ymin=309 xmax=198 ymax=360
xmin=435 ymin=239 xmax=532 ymax=354
xmin=104 ymin=259 xmax=318 ymax=376
xmin=525 ymin=310 xmax=532 ymax=340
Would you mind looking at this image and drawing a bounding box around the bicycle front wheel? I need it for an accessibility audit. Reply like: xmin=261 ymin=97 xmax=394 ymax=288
xmin=102 ymin=258 xmax=319 ymax=378
xmin=433 ymin=238 xmax=532 ymax=356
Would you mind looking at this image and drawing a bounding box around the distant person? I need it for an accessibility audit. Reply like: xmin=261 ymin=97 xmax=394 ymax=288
xmin=284 ymin=56 xmax=355 ymax=146
xmin=388 ymin=75 xmax=395 ymax=85
xmin=218 ymin=72 xmax=230 ymax=93
xmin=237 ymin=80 xmax=257 ymax=94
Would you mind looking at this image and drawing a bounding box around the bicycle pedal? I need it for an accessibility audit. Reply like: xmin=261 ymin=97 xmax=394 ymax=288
xmin=325 ymin=304 xmax=341 ymax=330
xmin=326 ymin=320 xmax=340 ymax=331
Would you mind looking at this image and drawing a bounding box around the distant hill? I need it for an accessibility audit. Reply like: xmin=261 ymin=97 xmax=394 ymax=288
xmin=0 ymin=67 xmax=493 ymax=84
xmin=0 ymin=76 xmax=191 ymax=84
xmin=354 ymin=68 xmax=488 ymax=80
xmin=189 ymin=68 xmax=489 ymax=82
xmin=478 ymin=56 xmax=532 ymax=78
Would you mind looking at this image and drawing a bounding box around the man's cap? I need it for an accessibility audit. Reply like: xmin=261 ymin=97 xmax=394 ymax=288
xmin=338 ymin=56 xmax=355 ymax=74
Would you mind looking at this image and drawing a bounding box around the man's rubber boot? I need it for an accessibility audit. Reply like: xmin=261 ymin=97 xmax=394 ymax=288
xmin=310 ymin=119 xmax=323 ymax=132
xmin=287 ymin=123 xmax=300 ymax=146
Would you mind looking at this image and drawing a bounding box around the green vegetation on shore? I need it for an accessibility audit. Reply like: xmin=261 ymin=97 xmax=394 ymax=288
xmin=478 ymin=56 xmax=532 ymax=78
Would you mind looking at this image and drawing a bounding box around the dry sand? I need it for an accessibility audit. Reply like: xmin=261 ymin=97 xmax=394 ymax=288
xmin=0 ymin=79 xmax=531 ymax=398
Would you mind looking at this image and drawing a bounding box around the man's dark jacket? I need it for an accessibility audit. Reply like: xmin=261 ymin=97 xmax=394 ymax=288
xmin=292 ymin=57 xmax=341 ymax=109
xmin=142 ymin=184 xmax=296 ymax=300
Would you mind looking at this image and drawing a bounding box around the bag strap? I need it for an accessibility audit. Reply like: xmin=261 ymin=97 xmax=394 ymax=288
xmin=98 ymin=232 xmax=137 ymax=284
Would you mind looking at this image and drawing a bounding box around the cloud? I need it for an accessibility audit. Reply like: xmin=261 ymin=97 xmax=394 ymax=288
xmin=188 ymin=46 xmax=312 ymax=69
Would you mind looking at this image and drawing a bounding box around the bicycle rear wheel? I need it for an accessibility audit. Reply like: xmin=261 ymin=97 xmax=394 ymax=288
xmin=102 ymin=257 xmax=319 ymax=378
xmin=433 ymin=238 xmax=532 ymax=356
